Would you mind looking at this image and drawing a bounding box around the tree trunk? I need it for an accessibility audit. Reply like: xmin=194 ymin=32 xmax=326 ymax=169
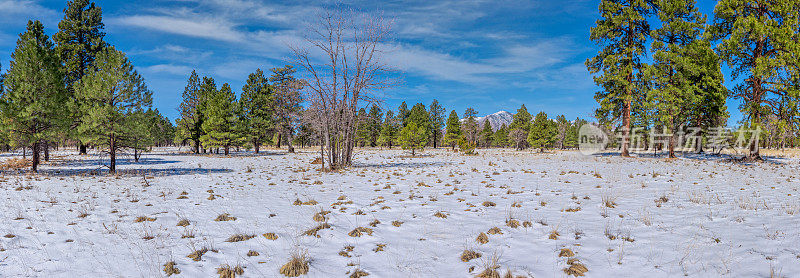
xmin=79 ymin=143 xmax=87 ymax=155
xmin=254 ymin=142 xmax=260 ymax=154
xmin=286 ymin=130 xmax=295 ymax=153
xmin=194 ymin=141 xmax=200 ymax=154
xmin=110 ymin=139 xmax=116 ymax=174
xmin=32 ymin=143 xmax=40 ymax=173
xmin=275 ymin=133 xmax=282 ymax=148
xmin=224 ymin=145 xmax=229 ymax=156
xmin=668 ymin=133 xmax=676 ymax=158
xmin=44 ymin=142 xmax=50 ymax=162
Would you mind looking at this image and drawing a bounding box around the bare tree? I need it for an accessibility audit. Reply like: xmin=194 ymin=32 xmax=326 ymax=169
xmin=290 ymin=7 xmax=395 ymax=170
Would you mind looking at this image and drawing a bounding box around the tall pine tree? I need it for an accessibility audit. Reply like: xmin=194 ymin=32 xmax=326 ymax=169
xmin=587 ymin=0 xmax=653 ymax=157
xmin=200 ymin=83 xmax=240 ymax=155
xmin=75 ymin=47 xmax=152 ymax=173
xmin=54 ymin=0 xmax=106 ymax=155
xmin=1 ymin=20 xmax=67 ymax=172
xmin=443 ymin=110 xmax=462 ymax=150
xmin=176 ymin=70 xmax=204 ymax=153
xmin=707 ymin=0 xmax=798 ymax=160
xmin=428 ymin=99 xmax=446 ymax=148
xmin=239 ymin=68 xmax=273 ymax=153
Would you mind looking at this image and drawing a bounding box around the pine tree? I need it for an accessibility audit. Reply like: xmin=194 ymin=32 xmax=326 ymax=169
xmin=587 ymin=0 xmax=653 ymax=157
xmin=443 ymin=110 xmax=462 ymax=150
xmin=1 ymin=21 xmax=68 ymax=172
xmin=527 ymin=111 xmax=557 ymax=152
xmin=407 ymin=103 xmax=431 ymax=140
xmin=428 ymin=99 xmax=446 ymax=148
xmin=378 ymin=110 xmax=399 ymax=148
xmin=355 ymin=107 xmax=370 ymax=147
xmin=75 ymin=47 xmax=152 ymax=173
xmin=647 ymin=0 xmax=725 ymax=158
xmin=398 ymin=122 xmax=427 ymax=156
xmin=200 ymin=83 xmax=241 ymax=155
xmin=479 ymin=122 xmax=494 ymax=148
xmin=509 ymin=104 xmax=531 ymax=149
xmin=54 ymin=0 xmax=106 ymax=155
xmin=176 ymin=70 xmax=205 ymax=153
xmin=707 ymin=0 xmax=798 ymax=160
xmin=493 ymin=124 xmax=510 ymax=147
xmin=398 ymin=101 xmax=410 ymax=126
xmin=269 ymin=65 xmax=303 ymax=153
xmin=368 ymin=105 xmax=383 ymax=147
xmin=239 ymin=68 xmax=273 ymax=153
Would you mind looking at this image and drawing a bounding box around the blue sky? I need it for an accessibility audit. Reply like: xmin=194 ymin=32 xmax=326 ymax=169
xmin=0 ymin=0 xmax=742 ymax=123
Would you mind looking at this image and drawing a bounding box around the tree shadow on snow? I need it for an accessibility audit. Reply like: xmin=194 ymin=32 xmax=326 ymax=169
xmin=589 ymin=151 xmax=788 ymax=165
xmin=1 ymin=167 xmax=233 ymax=177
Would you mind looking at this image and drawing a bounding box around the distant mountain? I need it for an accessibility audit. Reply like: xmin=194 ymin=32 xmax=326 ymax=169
xmin=461 ymin=111 xmax=514 ymax=131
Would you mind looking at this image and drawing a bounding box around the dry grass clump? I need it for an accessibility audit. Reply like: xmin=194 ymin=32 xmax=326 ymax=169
xmin=215 ymin=213 xmax=237 ymax=221
xmin=434 ymin=211 xmax=448 ymax=218
xmin=476 ymin=232 xmax=489 ymax=244
xmin=368 ymin=219 xmax=381 ymax=227
xmin=339 ymin=245 xmax=354 ymax=257
xmin=217 ymin=264 xmax=244 ymax=278
xmin=226 ymin=234 xmax=256 ymax=242
xmin=563 ymin=258 xmax=588 ymax=276
xmin=391 ymin=220 xmax=403 ymax=227
xmin=279 ymin=250 xmax=310 ymax=277
xmin=263 ymin=232 xmax=279 ymax=240
xmin=176 ymin=219 xmax=190 ymax=227
xmin=476 ymin=254 xmax=501 ymax=278
xmin=348 ymin=227 xmax=374 ymax=237
xmin=461 ymin=249 xmax=482 ymax=262
xmin=187 ymin=247 xmax=210 ymax=261
xmin=247 ymin=250 xmax=260 ymax=256
xmin=163 ymin=261 xmax=180 ymax=276
xmin=0 ymin=158 xmax=31 ymax=170
xmin=134 ymin=216 xmax=156 ymax=223
xmin=549 ymin=229 xmax=560 ymax=240
xmin=373 ymin=243 xmax=386 ymax=252
xmin=312 ymin=210 xmax=330 ymax=222
xmin=487 ymin=227 xmax=503 ymax=235
xmin=303 ymin=223 xmax=331 ymax=237
xmin=559 ymin=248 xmax=575 ymax=257
xmin=506 ymin=219 xmax=520 ymax=228
xmin=350 ymin=269 xmax=370 ymax=278
xmin=483 ymin=201 xmax=496 ymax=207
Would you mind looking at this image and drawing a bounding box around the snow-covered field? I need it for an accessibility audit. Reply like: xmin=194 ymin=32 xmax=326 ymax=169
xmin=1 ymin=148 xmax=799 ymax=277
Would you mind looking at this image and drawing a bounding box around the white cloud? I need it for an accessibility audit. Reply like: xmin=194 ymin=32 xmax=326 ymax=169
xmin=112 ymin=15 xmax=244 ymax=42
xmin=142 ymin=64 xmax=193 ymax=76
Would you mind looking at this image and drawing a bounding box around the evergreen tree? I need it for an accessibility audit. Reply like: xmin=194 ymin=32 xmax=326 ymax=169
xmin=239 ymin=68 xmax=273 ymax=153
xmin=378 ymin=110 xmax=399 ymax=148
xmin=1 ymin=21 xmax=67 ymax=172
xmin=54 ymin=0 xmax=106 ymax=155
xmin=75 ymin=47 xmax=152 ymax=173
xmin=565 ymin=118 xmax=586 ymax=149
xmin=493 ymin=124 xmax=510 ymax=147
xmin=528 ymin=111 xmax=557 ymax=152
xmin=355 ymin=107 xmax=370 ymax=147
xmin=176 ymin=70 xmax=205 ymax=153
xmin=479 ymin=122 xmax=494 ymax=148
xmin=587 ymin=0 xmax=653 ymax=157
xmin=398 ymin=122 xmax=427 ymax=156
xmin=407 ymin=103 xmax=431 ymax=138
xmin=368 ymin=105 xmax=383 ymax=147
xmin=509 ymin=104 xmax=532 ymax=149
xmin=0 ymin=61 xmax=4 ymax=92
xmin=647 ymin=0 xmax=725 ymax=158
xmin=428 ymin=99 xmax=446 ymax=148
xmin=398 ymin=101 xmax=410 ymax=126
xmin=707 ymin=0 xmax=798 ymax=159
xmin=443 ymin=110 xmax=462 ymax=150
xmin=269 ymin=65 xmax=303 ymax=153
xmin=200 ymin=83 xmax=241 ymax=155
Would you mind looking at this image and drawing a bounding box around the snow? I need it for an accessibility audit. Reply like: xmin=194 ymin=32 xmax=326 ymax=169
xmin=1 ymin=148 xmax=799 ymax=277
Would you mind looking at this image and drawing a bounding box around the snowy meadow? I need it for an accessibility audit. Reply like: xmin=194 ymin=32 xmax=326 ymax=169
xmin=1 ymin=148 xmax=798 ymax=277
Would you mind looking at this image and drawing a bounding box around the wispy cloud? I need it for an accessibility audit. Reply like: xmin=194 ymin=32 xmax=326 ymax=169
xmin=112 ymin=15 xmax=244 ymax=42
